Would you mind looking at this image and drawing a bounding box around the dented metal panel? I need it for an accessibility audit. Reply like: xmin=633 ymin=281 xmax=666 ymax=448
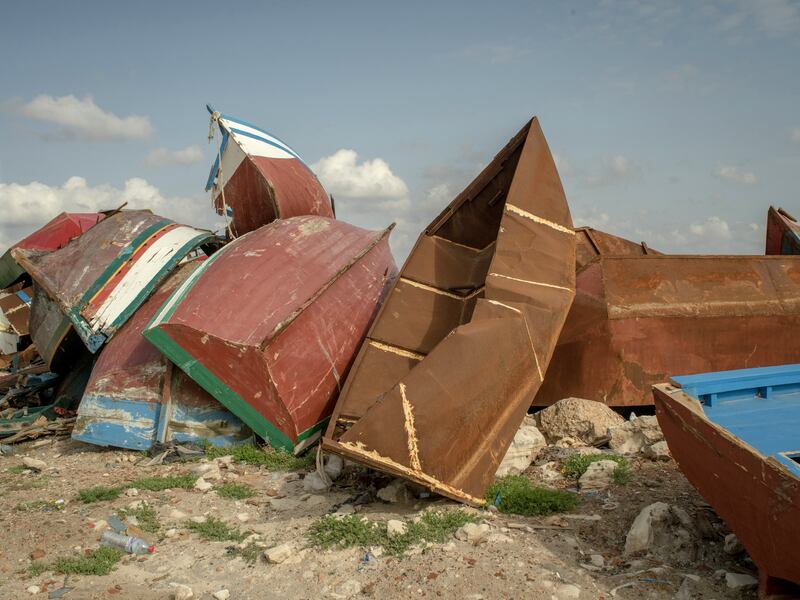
xmin=73 ymin=260 xmax=252 ymax=451
xmin=13 ymin=210 xmax=215 ymax=360
xmin=322 ymin=118 xmax=576 ymax=505
xmin=536 ymin=255 xmax=800 ymax=406
xmin=206 ymin=106 xmax=334 ymax=237
xmin=765 ymin=206 xmax=800 ymax=255
xmin=0 ymin=212 xmax=106 ymax=289
xmin=574 ymin=226 xmax=657 ymax=271
xmin=143 ymin=216 xmax=396 ymax=453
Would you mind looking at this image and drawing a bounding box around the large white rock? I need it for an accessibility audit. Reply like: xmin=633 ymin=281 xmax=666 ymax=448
xmin=624 ymin=502 xmax=697 ymax=564
xmin=386 ymin=519 xmax=407 ymax=538
xmin=264 ymin=542 xmax=294 ymax=564
xmin=496 ymin=416 xmax=547 ymax=476
xmin=643 ymin=440 xmax=670 ymax=461
xmin=609 ymin=415 xmax=663 ymax=454
xmin=302 ymin=470 xmax=329 ymax=493
xmin=725 ymin=572 xmax=757 ymax=589
xmin=377 ymin=479 xmax=410 ymax=503
xmin=169 ymin=583 xmax=194 ymax=600
xmin=578 ymin=460 xmax=618 ymax=491
xmin=455 ymin=523 xmax=491 ymax=544
xmin=536 ymin=398 xmax=624 ymax=445
xmin=22 ymin=457 xmax=47 ymax=471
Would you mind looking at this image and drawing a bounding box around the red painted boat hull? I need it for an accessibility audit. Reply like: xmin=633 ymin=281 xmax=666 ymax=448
xmin=144 ymin=216 xmax=396 ymax=453
xmin=653 ymin=384 xmax=800 ymax=597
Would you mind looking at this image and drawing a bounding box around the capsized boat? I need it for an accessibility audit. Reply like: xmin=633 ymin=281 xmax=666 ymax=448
xmin=0 ymin=212 xmax=106 ymax=288
xmin=765 ymin=206 xmax=800 ymax=255
xmin=144 ymin=216 xmax=396 ymax=454
xmin=13 ymin=210 xmax=216 ymax=367
xmin=535 ymin=255 xmax=800 ymax=407
xmin=574 ymin=226 xmax=657 ymax=271
xmin=653 ymin=366 xmax=800 ymax=597
xmin=206 ymin=106 xmax=334 ymax=237
xmin=322 ymin=117 xmax=576 ymax=505
xmin=73 ymin=260 xmax=252 ymax=451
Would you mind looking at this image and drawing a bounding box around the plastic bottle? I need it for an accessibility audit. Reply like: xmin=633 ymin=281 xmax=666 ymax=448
xmin=100 ymin=531 xmax=155 ymax=555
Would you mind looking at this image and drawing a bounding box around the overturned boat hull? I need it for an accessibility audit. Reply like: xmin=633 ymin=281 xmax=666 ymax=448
xmin=0 ymin=212 xmax=105 ymax=289
xmin=73 ymin=261 xmax=252 ymax=451
xmin=536 ymin=255 xmax=800 ymax=406
xmin=654 ymin=367 xmax=800 ymax=597
xmin=144 ymin=216 xmax=396 ymax=454
xmin=206 ymin=107 xmax=333 ymax=237
xmin=322 ymin=118 xmax=576 ymax=505
xmin=13 ymin=210 xmax=215 ymax=364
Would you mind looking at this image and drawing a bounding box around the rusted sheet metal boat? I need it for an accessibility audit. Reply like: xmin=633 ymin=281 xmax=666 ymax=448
xmin=206 ymin=106 xmax=334 ymax=237
xmin=73 ymin=260 xmax=252 ymax=451
xmin=653 ymin=366 xmax=800 ymax=598
xmin=765 ymin=206 xmax=800 ymax=255
xmin=13 ymin=210 xmax=215 ymax=365
xmin=574 ymin=226 xmax=657 ymax=271
xmin=144 ymin=216 xmax=396 ymax=454
xmin=536 ymin=255 xmax=800 ymax=407
xmin=322 ymin=118 xmax=576 ymax=505
xmin=0 ymin=212 xmax=106 ymax=289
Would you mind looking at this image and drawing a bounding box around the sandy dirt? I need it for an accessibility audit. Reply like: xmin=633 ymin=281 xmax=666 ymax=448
xmin=0 ymin=436 xmax=758 ymax=600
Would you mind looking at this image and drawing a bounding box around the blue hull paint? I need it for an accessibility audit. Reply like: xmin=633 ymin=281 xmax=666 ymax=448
xmin=72 ymin=394 xmax=253 ymax=451
xmin=672 ymin=364 xmax=800 ymax=477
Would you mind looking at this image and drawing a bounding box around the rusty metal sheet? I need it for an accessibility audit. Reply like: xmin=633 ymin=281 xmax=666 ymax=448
xmin=13 ymin=210 xmax=216 ymax=359
xmin=574 ymin=226 xmax=658 ymax=271
xmin=322 ymin=118 xmax=576 ymax=505
xmin=143 ymin=216 xmax=396 ymax=454
xmin=0 ymin=286 xmax=32 ymax=337
xmin=205 ymin=106 xmax=334 ymax=238
xmin=536 ymin=255 xmax=800 ymax=406
xmin=765 ymin=206 xmax=800 ymax=255
xmin=0 ymin=212 xmax=106 ymax=289
xmin=73 ymin=260 xmax=252 ymax=451
xmin=653 ymin=375 xmax=800 ymax=595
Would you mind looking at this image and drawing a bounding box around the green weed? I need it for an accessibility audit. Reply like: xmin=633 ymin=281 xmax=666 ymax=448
xmin=77 ymin=485 xmax=122 ymax=503
xmin=7 ymin=465 xmax=27 ymax=474
xmin=28 ymin=561 xmax=49 ymax=576
xmin=214 ymin=483 xmax=254 ymax=500
xmin=118 ymin=502 xmax=160 ymax=534
xmin=204 ymin=442 xmax=313 ymax=471
xmin=486 ymin=475 xmax=579 ymax=516
xmin=185 ymin=516 xmax=246 ymax=542
xmin=561 ymin=453 xmax=629 ymax=484
xmin=77 ymin=474 xmax=198 ymax=503
xmin=51 ymin=546 xmax=122 ymax=576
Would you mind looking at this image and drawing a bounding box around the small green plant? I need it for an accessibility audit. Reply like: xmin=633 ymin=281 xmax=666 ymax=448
xmin=308 ymin=510 xmax=480 ymax=556
xmin=130 ymin=473 xmax=198 ymax=491
xmin=7 ymin=465 xmax=28 ymax=474
xmin=77 ymin=485 xmax=123 ymax=503
xmin=52 ymin=546 xmax=122 ymax=576
xmin=486 ymin=475 xmax=579 ymax=516
xmin=28 ymin=561 xmax=49 ymax=576
xmin=185 ymin=516 xmax=246 ymax=542
xmin=204 ymin=442 xmax=313 ymax=471
xmin=214 ymin=483 xmax=255 ymax=500
xmin=561 ymin=453 xmax=630 ymax=484
xmin=234 ymin=542 xmax=262 ymax=563
xmin=16 ymin=499 xmax=64 ymax=512
xmin=118 ymin=502 xmax=160 ymax=534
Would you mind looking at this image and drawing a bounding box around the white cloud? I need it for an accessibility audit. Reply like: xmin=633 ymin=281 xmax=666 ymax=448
xmin=791 ymin=127 xmax=800 ymax=142
xmin=714 ymin=165 xmax=757 ymax=185
xmin=585 ymin=154 xmax=638 ymax=187
xmin=145 ymin=145 xmax=204 ymax=166
xmin=13 ymin=94 xmax=153 ymax=141
xmin=0 ymin=177 xmax=217 ymax=252
xmin=313 ymin=149 xmax=410 ymax=210
xmin=688 ymin=216 xmax=732 ymax=240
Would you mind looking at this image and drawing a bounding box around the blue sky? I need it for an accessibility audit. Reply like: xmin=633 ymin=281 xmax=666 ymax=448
xmin=1 ymin=0 xmax=798 ymax=258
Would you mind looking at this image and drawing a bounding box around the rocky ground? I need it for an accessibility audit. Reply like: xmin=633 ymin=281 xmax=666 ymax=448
xmin=0 ymin=401 xmax=760 ymax=600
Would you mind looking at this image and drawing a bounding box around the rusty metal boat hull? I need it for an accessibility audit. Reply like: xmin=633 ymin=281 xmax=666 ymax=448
xmin=206 ymin=106 xmax=334 ymax=237
xmin=765 ymin=206 xmax=800 ymax=255
xmin=144 ymin=216 xmax=396 ymax=454
xmin=0 ymin=212 xmax=105 ymax=289
xmin=322 ymin=118 xmax=576 ymax=505
xmin=574 ymin=226 xmax=657 ymax=271
xmin=13 ymin=210 xmax=215 ymax=364
xmin=653 ymin=369 xmax=800 ymax=597
xmin=73 ymin=260 xmax=252 ymax=451
xmin=536 ymin=255 xmax=800 ymax=407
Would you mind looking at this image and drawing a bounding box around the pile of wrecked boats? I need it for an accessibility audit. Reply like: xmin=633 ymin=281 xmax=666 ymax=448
xmin=1 ymin=107 xmax=798 ymax=596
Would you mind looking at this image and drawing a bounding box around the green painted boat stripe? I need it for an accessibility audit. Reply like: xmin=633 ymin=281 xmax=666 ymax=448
xmin=297 ymin=417 xmax=330 ymax=441
xmin=147 ymin=239 xmax=234 ymax=329
xmin=143 ymin=326 xmax=296 ymax=452
xmin=106 ymin=232 xmax=214 ymax=331
xmin=77 ymin=219 xmax=173 ymax=307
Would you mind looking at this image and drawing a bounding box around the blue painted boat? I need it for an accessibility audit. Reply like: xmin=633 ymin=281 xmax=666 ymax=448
xmin=653 ymin=365 xmax=800 ymax=597
xmin=72 ymin=260 xmax=253 ymax=451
